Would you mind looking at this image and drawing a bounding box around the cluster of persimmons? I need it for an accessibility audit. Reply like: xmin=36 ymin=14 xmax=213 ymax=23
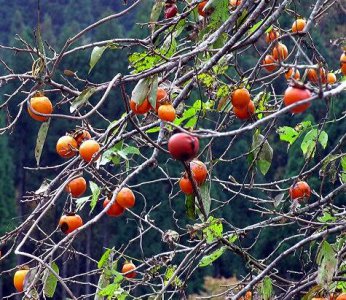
xmin=12 ymin=0 xmax=346 ymax=296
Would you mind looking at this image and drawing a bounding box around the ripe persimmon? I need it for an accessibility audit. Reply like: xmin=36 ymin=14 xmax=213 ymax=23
xmin=272 ymin=43 xmax=288 ymax=60
xmin=103 ymin=198 xmax=125 ymax=217
xmin=155 ymin=87 xmax=168 ymax=110
xmin=198 ymin=1 xmax=211 ymax=17
xmin=341 ymin=52 xmax=346 ymax=75
xmin=230 ymin=0 xmax=242 ymax=6
xmin=116 ymin=187 xmax=135 ymax=208
xmin=122 ymin=262 xmax=136 ymax=278
xmin=158 ymin=104 xmax=176 ymax=122
xmin=231 ymin=88 xmax=251 ymax=109
xmin=179 ymin=176 xmax=194 ymax=195
xmin=283 ymin=86 xmax=312 ymax=114
xmin=130 ymin=98 xmax=151 ymax=115
xmin=168 ymin=133 xmax=199 ymax=161
xmin=190 ymin=160 xmax=208 ymax=185
xmin=239 ymin=291 xmax=252 ymax=300
xmin=28 ymin=95 xmax=53 ymax=122
xmin=285 ymin=68 xmax=300 ymax=80
xmin=327 ymin=73 xmax=337 ymax=84
xmin=79 ymin=140 xmax=100 ymax=162
xmin=74 ymin=130 xmax=91 ymax=147
xmin=59 ymin=213 xmax=83 ymax=234
xmin=307 ymin=68 xmax=327 ymax=84
xmin=336 ymin=294 xmax=346 ymax=300
xmin=289 ymin=181 xmax=311 ymax=201
xmin=66 ymin=177 xmax=87 ymax=198
xmin=14 ymin=269 xmax=29 ymax=292
xmin=292 ymin=18 xmax=306 ymax=33
xmin=56 ymin=135 xmax=78 ymax=158
xmin=265 ymin=29 xmax=279 ymax=43
xmin=263 ymin=55 xmax=277 ymax=72
xmin=233 ymin=100 xmax=255 ymax=120
xmin=164 ymin=4 xmax=178 ymax=19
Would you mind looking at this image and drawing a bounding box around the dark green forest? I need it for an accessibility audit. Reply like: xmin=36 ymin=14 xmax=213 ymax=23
xmin=0 ymin=0 xmax=345 ymax=299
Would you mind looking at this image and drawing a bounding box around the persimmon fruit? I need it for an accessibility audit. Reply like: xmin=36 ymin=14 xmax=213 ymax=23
xmin=59 ymin=213 xmax=83 ymax=234
xmin=289 ymin=181 xmax=311 ymax=201
xmin=75 ymin=130 xmax=91 ymax=147
xmin=66 ymin=177 xmax=87 ymax=198
xmin=103 ymin=198 xmax=125 ymax=217
xmin=341 ymin=52 xmax=346 ymax=75
xmin=14 ymin=269 xmax=29 ymax=292
xmin=198 ymin=1 xmax=211 ymax=17
xmin=28 ymin=95 xmax=53 ymax=122
xmin=272 ymin=43 xmax=288 ymax=60
xmin=158 ymin=104 xmax=176 ymax=122
xmin=233 ymin=100 xmax=255 ymax=120
xmin=283 ymin=86 xmax=312 ymax=114
xmin=231 ymin=88 xmax=251 ymax=109
xmin=190 ymin=160 xmax=208 ymax=185
xmin=230 ymin=0 xmax=242 ymax=6
xmin=285 ymin=68 xmax=300 ymax=80
xmin=327 ymin=73 xmax=337 ymax=84
xmin=292 ymin=18 xmax=306 ymax=33
xmin=79 ymin=140 xmax=100 ymax=162
xmin=179 ymin=176 xmax=194 ymax=195
xmin=263 ymin=55 xmax=277 ymax=72
xmin=122 ymin=262 xmax=136 ymax=278
xmin=265 ymin=29 xmax=279 ymax=43
xmin=130 ymin=98 xmax=151 ymax=115
xmin=56 ymin=135 xmax=78 ymax=158
xmin=164 ymin=4 xmax=178 ymax=19
xmin=168 ymin=132 xmax=199 ymax=161
xmin=307 ymin=68 xmax=327 ymax=84
xmin=336 ymin=294 xmax=346 ymax=300
xmin=116 ymin=187 xmax=135 ymax=208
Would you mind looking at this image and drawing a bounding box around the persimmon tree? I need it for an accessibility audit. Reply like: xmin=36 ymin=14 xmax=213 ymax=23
xmin=0 ymin=0 xmax=346 ymax=299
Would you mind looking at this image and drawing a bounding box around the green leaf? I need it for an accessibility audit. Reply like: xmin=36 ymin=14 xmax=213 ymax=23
xmin=318 ymin=131 xmax=328 ymax=149
xmin=248 ymin=20 xmax=264 ymax=34
xmin=164 ymin=265 xmax=183 ymax=287
xmin=301 ymin=129 xmax=327 ymax=158
xmin=98 ymin=249 xmax=112 ymax=269
xmin=146 ymin=126 xmax=161 ymax=133
xmin=301 ymin=129 xmax=318 ymax=158
xmin=254 ymin=91 xmax=270 ymax=120
xmin=150 ymin=0 xmax=165 ymax=32
xmin=161 ymin=36 xmax=177 ymax=58
xmin=199 ymin=246 xmax=226 ymax=267
xmin=131 ymin=78 xmax=150 ymax=106
xmin=301 ymin=285 xmax=323 ymax=300
xmin=70 ymin=87 xmax=97 ymax=113
xmin=261 ymin=276 xmax=273 ymax=300
xmin=199 ymin=183 xmax=211 ymax=220
xmin=185 ymin=194 xmax=196 ymax=220
xmin=341 ymin=156 xmax=346 ymax=183
xmin=43 ymin=262 xmax=59 ymax=298
xmin=277 ymin=126 xmax=299 ymax=145
xmin=148 ymin=75 xmax=158 ymax=109
xmin=98 ymin=283 xmax=119 ymax=297
xmin=203 ymin=216 xmax=223 ymax=244
xmin=128 ymin=52 xmax=160 ymax=73
xmin=118 ymin=146 xmax=140 ymax=157
xmin=316 ymin=241 xmax=337 ymax=289
xmin=228 ymin=234 xmax=238 ymax=244
xmin=317 ymin=211 xmax=337 ymax=223
xmin=89 ymin=46 xmax=107 ymax=73
xmin=35 ymin=119 xmax=50 ymax=166
xmin=75 ymin=196 xmax=90 ymax=211
xmin=90 ymin=181 xmax=100 ymax=213
xmin=251 ymin=133 xmax=273 ymax=175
